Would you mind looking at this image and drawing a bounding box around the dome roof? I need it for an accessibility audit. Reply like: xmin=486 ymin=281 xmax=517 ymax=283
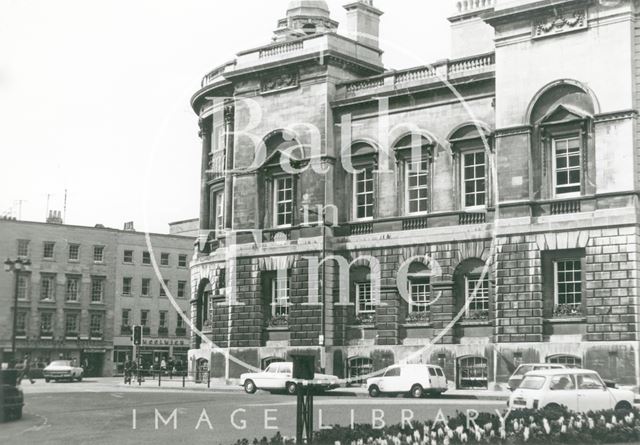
xmin=286 ymin=0 xmax=330 ymax=18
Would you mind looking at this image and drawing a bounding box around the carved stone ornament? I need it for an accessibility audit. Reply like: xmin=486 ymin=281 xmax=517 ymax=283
xmin=533 ymin=9 xmax=587 ymax=39
xmin=261 ymin=71 xmax=299 ymax=94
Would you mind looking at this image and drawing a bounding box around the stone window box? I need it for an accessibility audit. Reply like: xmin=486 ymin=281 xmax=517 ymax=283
xmin=265 ymin=326 xmax=290 ymax=343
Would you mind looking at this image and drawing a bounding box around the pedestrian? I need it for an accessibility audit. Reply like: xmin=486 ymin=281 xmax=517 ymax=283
xmin=17 ymin=354 xmax=35 ymax=385
xmin=124 ymin=356 xmax=133 ymax=384
xmin=160 ymin=358 xmax=167 ymax=375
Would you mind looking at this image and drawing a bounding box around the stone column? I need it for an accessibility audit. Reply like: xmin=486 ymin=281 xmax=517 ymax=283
xmin=223 ymin=105 xmax=234 ymax=230
xmin=199 ymin=118 xmax=212 ymax=233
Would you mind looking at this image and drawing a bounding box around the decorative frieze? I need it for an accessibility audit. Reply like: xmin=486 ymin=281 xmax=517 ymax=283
xmin=260 ymin=70 xmax=299 ymax=94
xmin=533 ymin=9 xmax=587 ymax=39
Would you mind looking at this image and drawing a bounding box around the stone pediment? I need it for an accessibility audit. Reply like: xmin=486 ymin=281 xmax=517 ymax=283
xmin=537 ymin=104 xmax=590 ymax=126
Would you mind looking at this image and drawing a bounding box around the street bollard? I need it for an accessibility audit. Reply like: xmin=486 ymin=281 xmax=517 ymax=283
xmin=182 ymin=373 xmax=186 ymax=388
xmin=207 ymin=371 xmax=211 ymax=389
xmin=158 ymin=371 xmax=161 ymax=387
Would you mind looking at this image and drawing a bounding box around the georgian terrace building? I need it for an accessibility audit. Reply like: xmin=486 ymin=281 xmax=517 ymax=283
xmin=188 ymin=0 xmax=640 ymax=388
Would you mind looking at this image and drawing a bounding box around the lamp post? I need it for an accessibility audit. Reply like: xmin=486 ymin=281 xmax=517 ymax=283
xmin=300 ymin=199 xmax=331 ymax=372
xmin=4 ymin=258 xmax=31 ymax=363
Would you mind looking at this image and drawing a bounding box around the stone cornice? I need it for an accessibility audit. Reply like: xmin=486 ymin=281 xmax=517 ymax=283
xmin=593 ymin=109 xmax=638 ymax=123
xmin=494 ymin=125 xmax=532 ymax=138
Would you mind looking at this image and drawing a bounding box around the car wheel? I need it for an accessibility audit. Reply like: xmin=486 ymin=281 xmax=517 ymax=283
xmin=368 ymin=385 xmax=381 ymax=398
xmin=45 ymin=378 xmax=50 ymax=383
xmin=13 ymin=407 xmax=22 ymax=420
xmin=286 ymin=382 xmax=298 ymax=395
xmin=544 ymin=403 xmax=563 ymax=418
xmin=77 ymin=374 xmax=83 ymax=382
xmin=243 ymin=380 xmax=257 ymax=394
xmin=410 ymin=384 xmax=424 ymax=399
xmin=615 ymin=401 xmax=632 ymax=412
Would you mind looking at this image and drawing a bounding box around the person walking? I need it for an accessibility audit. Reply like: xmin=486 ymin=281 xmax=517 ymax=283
xmin=17 ymin=354 xmax=35 ymax=384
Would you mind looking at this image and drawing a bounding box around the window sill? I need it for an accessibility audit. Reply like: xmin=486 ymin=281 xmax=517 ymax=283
xmin=39 ymin=299 xmax=56 ymax=304
xmin=457 ymin=320 xmax=492 ymax=327
xmin=401 ymin=322 xmax=432 ymax=328
xmin=265 ymin=326 xmax=289 ymax=332
xmin=545 ymin=317 xmax=586 ymax=324
xmin=65 ymin=300 xmax=80 ymax=304
xmin=347 ymin=324 xmax=376 ymax=330
xmin=68 ymin=259 xmax=80 ymax=263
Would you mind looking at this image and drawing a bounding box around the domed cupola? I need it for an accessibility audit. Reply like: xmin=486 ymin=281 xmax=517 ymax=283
xmin=273 ymin=0 xmax=338 ymax=42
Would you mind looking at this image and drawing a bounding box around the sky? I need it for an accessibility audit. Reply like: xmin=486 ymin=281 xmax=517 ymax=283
xmin=0 ymin=0 xmax=452 ymax=233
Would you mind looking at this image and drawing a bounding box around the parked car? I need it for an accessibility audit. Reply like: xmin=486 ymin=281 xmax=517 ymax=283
xmin=367 ymin=364 xmax=448 ymax=398
xmin=508 ymin=368 xmax=640 ymax=413
xmin=43 ymin=360 xmax=84 ymax=382
xmin=0 ymin=370 xmax=24 ymax=422
xmin=508 ymin=364 xmax=566 ymax=390
xmin=240 ymin=362 xmax=340 ymax=395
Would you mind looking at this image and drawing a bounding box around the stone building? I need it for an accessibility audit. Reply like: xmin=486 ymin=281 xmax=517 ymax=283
xmin=188 ymin=0 xmax=640 ymax=388
xmin=0 ymin=216 xmax=193 ymax=376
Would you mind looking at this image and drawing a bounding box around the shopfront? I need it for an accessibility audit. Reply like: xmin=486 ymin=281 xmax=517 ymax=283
xmin=113 ymin=337 xmax=189 ymax=375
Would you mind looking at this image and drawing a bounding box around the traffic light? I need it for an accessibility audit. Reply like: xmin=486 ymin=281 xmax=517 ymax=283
xmin=133 ymin=325 xmax=142 ymax=345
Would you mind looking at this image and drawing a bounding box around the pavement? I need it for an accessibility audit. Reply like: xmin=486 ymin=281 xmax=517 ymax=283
xmin=105 ymin=376 xmax=510 ymax=400
xmin=5 ymin=379 xmax=508 ymax=445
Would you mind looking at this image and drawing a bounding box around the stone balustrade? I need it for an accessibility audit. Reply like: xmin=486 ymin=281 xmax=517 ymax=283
xmin=339 ymin=52 xmax=495 ymax=97
xmin=455 ymin=0 xmax=495 ymax=14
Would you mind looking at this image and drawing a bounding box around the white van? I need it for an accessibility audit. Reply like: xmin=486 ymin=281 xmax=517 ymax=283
xmin=366 ymin=364 xmax=448 ymax=398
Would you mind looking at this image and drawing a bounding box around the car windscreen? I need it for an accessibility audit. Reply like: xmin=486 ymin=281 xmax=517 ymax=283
xmin=49 ymin=361 xmax=71 ymax=367
xmin=519 ymin=375 xmax=546 ymax=390
xmin=514 ymin=365 xmax=533 ymax=376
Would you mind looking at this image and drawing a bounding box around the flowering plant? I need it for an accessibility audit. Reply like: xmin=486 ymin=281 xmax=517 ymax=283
xmin=354 ymin=313 xmax=376 ymax=326
xmin=234 ymin=407 xmax=640 ymax=445
xmin=405 ymin=311 xmax=430 ymax=324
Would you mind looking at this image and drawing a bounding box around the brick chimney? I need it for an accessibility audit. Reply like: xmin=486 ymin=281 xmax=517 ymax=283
xmin=123 ymin=221 xmax=135 ymax=231
xmin=343 ymin=0 xmax=383 ymax=50
xmin=46 ymin=210 xmax=63 ymax=224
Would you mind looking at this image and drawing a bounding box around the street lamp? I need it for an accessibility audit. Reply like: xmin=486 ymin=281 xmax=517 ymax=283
xmin=4 ymin=258 xmax=31 ymax=363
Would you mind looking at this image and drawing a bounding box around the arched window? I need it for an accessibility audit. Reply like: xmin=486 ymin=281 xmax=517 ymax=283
xmin=448 ymin=124 xmax=492 ymax=210
xmin=350 ymin=266 xmax=375 ymax=324
xmin=347 ymin=357 xmax=373 ymax=384
xmin=457 ymin=356 xmax=488 ymax=389
xmin=394 ymin=134 xmax=433 ymax=215
xmin=262 ymin=356 xmax=285 ymax=370
xmin=407 ymin=261 xmax=432 ymax=317
xmin=258 ymin=130 xmax=303 ymax=229
xmin=454 ymin=258 xmax=491 ymax=321
xmin=547 ymin=354 xmax=582 ymax=369
xmin=348 ymin=142 xmax=377 ymax=221
xmin=528 ymin=81 xmax=597 ymax=200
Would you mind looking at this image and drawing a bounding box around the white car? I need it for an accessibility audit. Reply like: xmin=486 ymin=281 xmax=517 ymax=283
xmin=508 ymin=368 xmax=639 ymax=413
xmin=240 ymin=362 xmax=340 ymax=395
xmin=367 ymin=364 xmax=448 ymax=398
xmin=43 ymin=360 xmax=84 ymax=382
xmin=508 ymin=363 xmax=566 ymax=390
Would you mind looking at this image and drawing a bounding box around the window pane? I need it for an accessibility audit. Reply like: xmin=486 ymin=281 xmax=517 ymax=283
xmin=406 ymin=160 xmax=428 ymax=214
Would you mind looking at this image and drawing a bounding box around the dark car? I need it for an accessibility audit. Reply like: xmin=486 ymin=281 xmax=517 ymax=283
xmin=0 ymin=370 xmax=24 ymax=421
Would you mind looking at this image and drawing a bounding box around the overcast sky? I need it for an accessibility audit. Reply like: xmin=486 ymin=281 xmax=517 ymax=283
xmin=0 ymin=0 xmax=452 ymax=233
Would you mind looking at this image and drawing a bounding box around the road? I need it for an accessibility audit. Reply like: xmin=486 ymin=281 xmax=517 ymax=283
xmin=0 ymin=380 xmax=505 ymax=445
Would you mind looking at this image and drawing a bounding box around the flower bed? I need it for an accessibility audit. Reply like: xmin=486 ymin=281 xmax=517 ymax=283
xmin=231 ymin=407 xmax=640 ymax=445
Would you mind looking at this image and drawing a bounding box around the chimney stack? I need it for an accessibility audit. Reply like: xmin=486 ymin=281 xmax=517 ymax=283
xmin=46 ymin=210 xmax=63 ymax=224
xmin=123 ymin=221 xmax=136 ymax=232
xmin=343 ymin=0 xmax=383 ymax=50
